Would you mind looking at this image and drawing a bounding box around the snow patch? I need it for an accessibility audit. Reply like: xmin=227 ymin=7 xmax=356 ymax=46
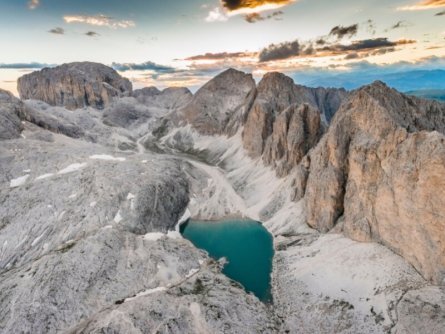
xmin=58 ymin=163 xmax=87 ymax=175
xmin=35 ymin=173 xmax=54 ymax=181
xmin=89 ymin=154 xmax=126 ymax=162
xmin=113 ymin=210 xmax=123 ymax=223
xmin=143 ymin=232 xmax=165 ymax=241
xmin=10 ymin=175 xmax=29 ymax=188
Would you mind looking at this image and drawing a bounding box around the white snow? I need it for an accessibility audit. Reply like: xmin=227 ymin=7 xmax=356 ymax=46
xmin=10 ymin=175 xmax=29 ymax=188
xmin=23 ymin=169 xmax=31 ymax=173
xmin=126 ymin=193 xmax=135 ymax=200
xmin=143 ymin=232 xmax=165 ymax=241
xmin=68 ymin=193 xmax=77 ymax=199
xmin=58 ymin=163 xmax=87 ymax=175
xmin=113 ymin=210 xmax=123 ymax=223
xmin=35 ymin=173 xmax=54 ymax=181
xmin=90 ymin=201 xmax=97 ymax=208
xmin=89 ymin=155 xmax=126 ymax=162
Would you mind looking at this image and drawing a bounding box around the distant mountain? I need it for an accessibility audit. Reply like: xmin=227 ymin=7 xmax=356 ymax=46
xmin=406 ymin=89 xmax=445 ymax=102
xmin=293 ymin=69 xmax=445 ymax=92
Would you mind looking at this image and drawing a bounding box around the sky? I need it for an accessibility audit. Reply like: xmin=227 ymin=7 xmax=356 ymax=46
xmin=0 ymin=0 xmax=444 ymax=94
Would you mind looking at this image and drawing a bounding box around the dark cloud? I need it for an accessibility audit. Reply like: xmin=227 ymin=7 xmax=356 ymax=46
xmin=111 ymin=61 xmax=177 ymax=73
xmin=259 ymin=36 xmax=415 ymax=62
xmin=436 ymin=10 xmax=445 ymax=15
xmin=221 ymin=0 xmax=294 ymax=11
xmin=244 ymin=11 xmax=283 ymax=23
xmin=365 ymin=19 xmax=376 ymax=35
xmin=48 ymin=27 xmax=64 ymax=35
xmin=390 ymin=20 xmax=411 ymax=29
xmin=0 ymin=62 xmax=53 ymax=69
xmin=259 ymin=39 xmax=300 ymax=62
xmin=321 ymin=38 xmax=415 ymax=53
xmin=185 ymin=52 xmax=250 ymax=61
xmin=329 ymin=24 xmax=358 ymax=39
xmin=85 ymin=31 xmax=100 ymax=37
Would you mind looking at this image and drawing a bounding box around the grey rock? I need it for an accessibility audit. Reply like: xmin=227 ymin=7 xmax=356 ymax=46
xmin=179 ymin=68 xmax=256 ymax=135
xmin=0 ymin=89 xmax=27 ymax=139
xmin=18 ymin=62 xmax=132 ymax=110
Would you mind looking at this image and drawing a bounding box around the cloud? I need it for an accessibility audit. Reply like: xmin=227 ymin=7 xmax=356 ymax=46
xmin=389 ymin=20 xmax=411 ymax=29
xmin=85 ymin=31 xmax=100 ymax=37
xmin=63 ymin=15 xmax=135 ymax=29
xmin=185 ymin=52 xmax=251 ymax=61
xmin=259 ymin=40 xmax=303 ymax=62
xmin=111 ymin=61 xmax=176 ymax=74
xmin=0 ymin=62 xmax=53 ymax=69
xmin=321 ymin=38 xmax=415 ymax=53
xmin=329 ymin=24 xmax=359 ymax=39
xmin=398 ymin=0 xmax=445 ymax=11
xmin=205 ymin=7 xmax=229 ymax=22
xmin=28 ymin=0 xmax=39 ymax=10
xmin=436 ymin=9 xmax=445 ymax=14
xmin=245 ymin=11 xmax=283 ymax=23
xmin=206 ymin=0 xmax=294 ymax=22
xmin=259 ymin=36 xmax=416 ymax=62
xmin=48 ymin=27 xmax=64 ymax=35
xmin=221 ymin=0 xmax=295 ymax=13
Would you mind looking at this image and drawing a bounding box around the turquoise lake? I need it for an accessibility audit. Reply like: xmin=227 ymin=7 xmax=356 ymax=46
xmin=180 ymin=219 xmax=274 ymax=302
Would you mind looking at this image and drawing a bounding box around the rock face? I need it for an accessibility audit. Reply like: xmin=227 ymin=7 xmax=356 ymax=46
xmin=0 ymin=89 xmax=27 ymax=139
xmin=242 ymin=72 xmax=346 ymax=176
xmin=179 ymin=68 xmax=256 ymax=135
xmin=302 ymin=81 xmax=445 ymax=284
xmin=17 ymin=62 xmax=132 ymax=110
xmin=262 ymin=104 xmax=322 ymax=177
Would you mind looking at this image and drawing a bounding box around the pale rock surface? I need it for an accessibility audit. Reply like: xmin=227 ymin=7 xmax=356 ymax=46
xmin=304 ymin=81 xmax=445 ymax=284
xmin=0 ymin=89 xmax=27 ymax=139
xmin=18 ymin=62 xmax=132 ymax=110
xmin=242 ymin=72 xmax=347 ymax=176
xmin=179 ymin=68 xmax=256 ymax=135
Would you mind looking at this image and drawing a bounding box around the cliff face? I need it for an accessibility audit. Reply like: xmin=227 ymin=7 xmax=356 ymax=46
xmin=302 ymin=81 xmax=445 ymax=284
xmin=242 ymin=72 xmax=347 ymax=176
xmin=17 ymin=62 xmax=132 ymax=110
xmin=179 ymin=68 xmax=256 ymax=135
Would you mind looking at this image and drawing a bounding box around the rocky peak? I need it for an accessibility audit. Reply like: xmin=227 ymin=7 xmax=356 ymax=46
xmin=302 ymin=83 xmax=445 ymax=284
xmin=179 ymin=68 xmax=256 ymax=135
xmin=17 ymin=62 xmax=132 ymax=110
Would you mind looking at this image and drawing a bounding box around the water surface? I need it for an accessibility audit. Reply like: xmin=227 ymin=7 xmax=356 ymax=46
xmin=180 ymin=219 xmax=274 ymax=302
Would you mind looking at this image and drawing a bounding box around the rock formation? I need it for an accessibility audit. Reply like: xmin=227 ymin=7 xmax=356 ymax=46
xmin=17 ymin=62 xmax=132 ymax=110
xmin=0 ymin=89 xmax=27 ymax=139
xmin=179 ymin=68 xmax=256 ymax=135
xmin=242 ymin=72 xmax=347 ymax=176
xmin=303 ymin=81 xmax=445 ymax=284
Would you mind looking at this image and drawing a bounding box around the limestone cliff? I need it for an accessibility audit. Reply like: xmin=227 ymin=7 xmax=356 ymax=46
xmin=179 ymin=68 xmax=256 ymax=135
xmin=302 ymin=81 xmax=445 ymax=284
xmin=17 ymin=62 xmax=132 ymax=110
xmin=242 ymin=72 xmax=347 ymax=176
